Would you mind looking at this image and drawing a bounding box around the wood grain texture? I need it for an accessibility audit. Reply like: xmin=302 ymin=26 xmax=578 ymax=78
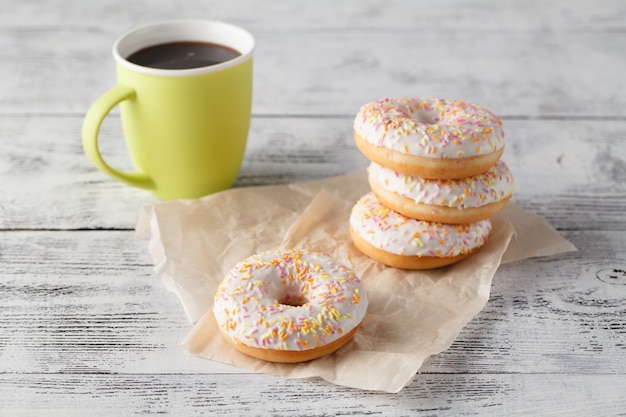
xmin=1 ymin=1 xmax=625 ymax=116
xmin=3 ymin=0 xmax=625 ymax=32
xmin=1 ymin=231 xmax=624 ymax=376
xmin=1 ymin=0 xmax=626 ymax=414
xmin=2 ymin=30 xmax=625 ymax=117
xmin=1 ymin=373 xmax=625 ymax=416
xmin=1 ymin=115 xmax=624 ymax=230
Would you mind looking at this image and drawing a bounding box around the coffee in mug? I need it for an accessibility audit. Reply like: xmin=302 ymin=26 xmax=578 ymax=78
xmin=127 ymin=41 xmax=241 ymax=69
xmin=82 ymin=20 xmax=255 ymax=200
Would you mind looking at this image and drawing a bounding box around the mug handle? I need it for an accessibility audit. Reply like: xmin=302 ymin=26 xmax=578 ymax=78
xmin=82 ymin=84 xmax=155 ymax=191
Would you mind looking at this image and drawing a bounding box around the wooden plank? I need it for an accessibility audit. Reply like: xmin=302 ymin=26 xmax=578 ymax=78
xmin=1 ymin=115 xmax=625 ymax=230
xmin=1 ymin=23 xmax=625 ymax=116
xmin=426 ymin=230 xmax=626 ymax=374
xmin=0 ymin=373 xmax=624 ymax=416
xmin=3 ymin=0 xmax=623 ymax=32
xmin=1 ymin=230 xmax=624 ymax=376
xmin=0 ymin=230 xmax=243 ymax=375
xmin=2 ymin=0 xmax=624 ymax=414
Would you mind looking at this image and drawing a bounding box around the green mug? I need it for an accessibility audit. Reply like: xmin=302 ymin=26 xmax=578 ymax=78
xmin=82 ymin=20 xmax=255 ymax=200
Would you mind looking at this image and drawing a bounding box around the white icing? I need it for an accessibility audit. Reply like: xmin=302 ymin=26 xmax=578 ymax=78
xmin=350 ymin=193 xmax=492 ymax=257
xmin=214 ymin=249 xmax=368 ymax=351
xmin=354 ymin=97 xmax=505 ymax=159
xmin=368 ymin=160 xmax=514 ymax=209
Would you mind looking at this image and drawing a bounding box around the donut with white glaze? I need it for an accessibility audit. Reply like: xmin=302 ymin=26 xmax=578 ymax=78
xmin=213 ymin=248 xmax=368 ymax=363
xmin=368 ymin=160 xmax=514 ymax=224
xmin=349 ymin=193 xmax=491 ymax=269
xmin=354 ymin=97 xmax=505 ymax=179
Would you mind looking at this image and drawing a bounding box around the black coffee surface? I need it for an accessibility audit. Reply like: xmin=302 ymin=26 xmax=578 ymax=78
xmin=127 ymin=41 xmax=241 ymax=69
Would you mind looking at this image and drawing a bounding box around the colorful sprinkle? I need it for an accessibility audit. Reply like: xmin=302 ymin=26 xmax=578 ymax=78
xmin=214 ymin=249 xmax=368 ymax=352
xmin=368 ymin=160 xmax=514 ymax=209
xmin=354 ymin=97 xmax=504 ymax=159
xmin=350 ymin=193 xmax=492 ymax=257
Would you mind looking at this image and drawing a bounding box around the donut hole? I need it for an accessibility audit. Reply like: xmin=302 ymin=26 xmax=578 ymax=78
xmin=411 ymin=111 xmax=438 ymax=125
xmin=279 ymin=292 xmax=309 ymax=307
xmin=271 ymin=280 xmax=310 ymax=308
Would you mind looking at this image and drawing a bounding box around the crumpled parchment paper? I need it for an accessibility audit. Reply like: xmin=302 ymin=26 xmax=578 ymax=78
xmin=136 ymin=170 xmax=576 ymax=392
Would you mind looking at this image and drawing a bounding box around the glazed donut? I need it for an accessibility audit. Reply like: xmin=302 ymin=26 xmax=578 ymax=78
xmin=354 ymin=97 xmax=505 ymax=179
xmin=368 ymin=160 xmax=514 ymax=224
xmin=350 ymin=193 xmax=491 ymax=269
xmin=213 ymin=248 xmax=368 ymax=363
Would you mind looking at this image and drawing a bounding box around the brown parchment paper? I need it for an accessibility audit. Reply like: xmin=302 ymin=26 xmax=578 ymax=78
xmin=136 ymin=170 xmax=576 ymax=393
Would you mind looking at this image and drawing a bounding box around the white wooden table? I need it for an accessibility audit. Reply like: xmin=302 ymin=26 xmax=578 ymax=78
xmin=2 ymin=0 xmax=625 ymax=415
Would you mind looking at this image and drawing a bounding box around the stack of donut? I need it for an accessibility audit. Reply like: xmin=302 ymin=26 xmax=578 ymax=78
xmin=349 ymin=97 xmax=514 ymax=269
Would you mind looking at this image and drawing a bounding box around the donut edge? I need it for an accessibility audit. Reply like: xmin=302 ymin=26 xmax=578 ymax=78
xmin=217 ymin=321 xmax=362 ymax=363
xmin=349 ymin=225 xmax=482 ymax=270
xmin=354 ymin=132 xmax=504 ymax=179
xmin=369 ymin=179 xmax=511 ymax=224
